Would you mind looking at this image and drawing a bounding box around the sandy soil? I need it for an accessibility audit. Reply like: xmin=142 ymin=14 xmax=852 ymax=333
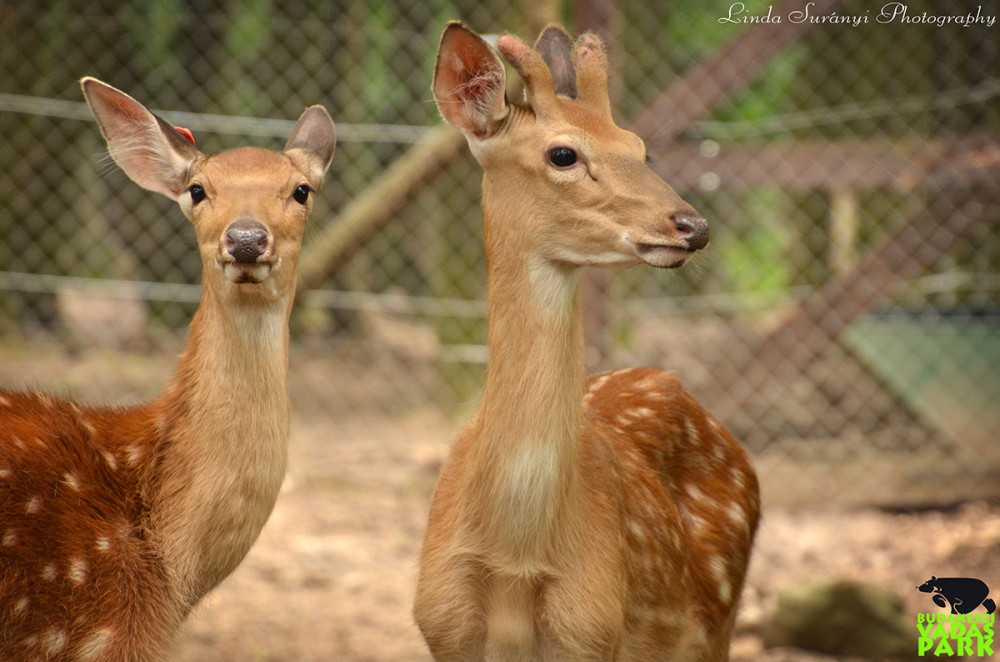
xmin=172 ymin=411 xmax=1000 ymax=662
xmin=1 ymin=339 xmax=997 ymax=660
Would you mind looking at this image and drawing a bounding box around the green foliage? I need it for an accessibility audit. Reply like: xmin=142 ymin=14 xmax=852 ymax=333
xmin=125 ymin=0 xmax=186 ymax=82
xmin=222 ymin=0 xmax=274 ymax=115
xmin=716 ymin=189 xmax=794 ymax=304
xmin=710 ymin=48 xmax=804 ymax=136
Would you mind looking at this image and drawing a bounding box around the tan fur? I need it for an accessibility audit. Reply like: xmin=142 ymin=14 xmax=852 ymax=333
xmin=414 ymin=23 xmax=760 ymax=661
xmin=0 ymin=79 xmax=335 ymax=660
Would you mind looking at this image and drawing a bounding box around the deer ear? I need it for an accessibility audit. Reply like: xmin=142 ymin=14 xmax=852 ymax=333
xmin=284 ymin=105 xmax=336 ymax=188
xmin=81 ymin=77 xmax=200 ymax=200
xmin=432 ymin=22 xmax=508 ymax=140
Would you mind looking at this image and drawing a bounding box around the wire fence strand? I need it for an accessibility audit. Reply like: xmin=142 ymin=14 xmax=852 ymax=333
xmin=1 ymin=0 xmax=998 ymax=509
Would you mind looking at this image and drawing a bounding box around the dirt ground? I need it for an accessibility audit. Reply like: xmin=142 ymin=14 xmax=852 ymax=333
xmin=1 ymin=339 xmax=998 ymax=660
xmin=170 ymin=410 xmax=1000 ymax=662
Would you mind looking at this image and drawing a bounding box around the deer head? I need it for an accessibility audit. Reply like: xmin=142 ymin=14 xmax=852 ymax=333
xmin=432 ymin=22 xmax=707 ymax=270
xmin=81 ymin=78 xmax=336 ymax=307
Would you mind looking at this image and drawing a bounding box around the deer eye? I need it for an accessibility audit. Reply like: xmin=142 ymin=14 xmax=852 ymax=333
xmin=547 ymin=147 xmax=578 ymax=168
xmin=293 ymin=185 xmax=310 ymax=205
xmin=188 ymin=185 xmax=206 ymax=204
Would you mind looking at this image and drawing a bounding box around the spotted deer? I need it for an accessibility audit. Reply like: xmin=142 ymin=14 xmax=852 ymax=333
xmin=413 ymin=23 xmax=760 ymax=661
xmin=0 ymin=78 xmax=335 ymax=661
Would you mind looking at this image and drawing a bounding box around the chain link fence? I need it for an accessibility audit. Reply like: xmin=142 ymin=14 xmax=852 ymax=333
xmin=1 ymin=0 xmax=999 ymax=509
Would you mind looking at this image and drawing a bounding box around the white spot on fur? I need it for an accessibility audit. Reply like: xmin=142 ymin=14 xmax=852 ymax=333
xmin=2 ymin=529 xmax=16 ymax=546
xmin=78 ymin=629 xmax=114 ymax=660
xmin=683 ymin=509 xmax=707 ymax=534
xmin=63 ymin=472 xmax=82 ymax=491
xmin=95 ymin=536 xmax=111 ymax=552
xmin=683 ymin=418 xmax=699 ymax=444
xmin=727 ymin=502 xmax=748 ymax=530
xmin=729 ymin=466 xmax=747 ymax=489
xmin=13 ymin=437 xmax=26 ymax=450
xmin=588 ymin=374 xmax=610 ymax=393
xmin=686 ymin=484 xmax=709 ymax=505
xmin=125 ymin=444 xmax=143 ymax=466
xmin=13 ymin=596 xmax=29 ymax=615
xmin=102 ymin=450 xmax=118 ymax=471
xmin=41 ymin=564 xmax=57 ymax=581
xmin=627 ymin=519 xmax=647 ymax=542
xmin=629 ymin=407 xmax=654 ymax=419
xmin=637 ymin=375 xmax=660 ymax=390
xmin=68 ymin=558 xmax=88 ymax=584
xmin=25 ymin=496 xmax=41 ymax=514
xmin=0 ymin=467 xmax=9 ymax=479
xmin=44 ymin=628 xmax=68 ymax=654
xmin=0 ymin=394 xmax=9 ymax=407
xmin=709 ymin=556 xmax=732 ymax=604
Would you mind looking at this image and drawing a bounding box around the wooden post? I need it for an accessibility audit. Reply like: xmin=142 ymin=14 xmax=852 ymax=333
xmin=829 ymin=188 xmax=859 ymax=277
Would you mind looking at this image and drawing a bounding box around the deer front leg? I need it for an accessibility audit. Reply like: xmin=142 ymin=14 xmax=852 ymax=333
xmin=414 ymin=554 xmax=488 ymax=661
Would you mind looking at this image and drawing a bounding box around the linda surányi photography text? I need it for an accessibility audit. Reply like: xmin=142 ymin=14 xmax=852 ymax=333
xmin=720 ymin=2 xmax=997 ymax=28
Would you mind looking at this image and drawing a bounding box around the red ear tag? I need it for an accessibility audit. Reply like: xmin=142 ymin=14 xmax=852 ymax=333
xmin=174 ymin=127 xmax=195 ymax=145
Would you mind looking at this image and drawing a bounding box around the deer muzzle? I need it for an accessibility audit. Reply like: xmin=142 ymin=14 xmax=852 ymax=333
xmin=220 ymin=219 xmax=275 ymax=284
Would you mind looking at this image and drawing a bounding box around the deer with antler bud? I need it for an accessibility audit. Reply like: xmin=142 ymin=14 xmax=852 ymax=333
xmin=413 ymin=23 xmax=760 ymax=661
xmin=0 ymin=79 xmax=335 ymax=661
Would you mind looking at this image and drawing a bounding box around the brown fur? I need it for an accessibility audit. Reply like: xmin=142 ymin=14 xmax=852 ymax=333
xmin=0 ymin=78 xmax=335 ymax=661
xmin=414 ymin=23 xmax=760 ymax=661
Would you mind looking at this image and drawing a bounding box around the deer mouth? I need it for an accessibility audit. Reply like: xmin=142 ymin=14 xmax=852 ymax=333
xmin=629 ymin=241 xmax=696 ymax=269
xmin=220 ymin=259 xmax=275 ymax=284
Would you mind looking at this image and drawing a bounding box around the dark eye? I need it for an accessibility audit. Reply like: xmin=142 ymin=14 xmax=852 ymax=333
xmin=548 ymin=147 xmax=578 ymax=168
xmin=188 ymin=184 xmax=206 ymax=204
xmin=293 ymin=185 xmax=310 ymax=205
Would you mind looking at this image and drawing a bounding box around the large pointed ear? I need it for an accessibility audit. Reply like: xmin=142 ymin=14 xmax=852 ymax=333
xmin=284 ymin=105 xmax=336 ymax=189
xmin=81 ymin=77 xmax=200 ymax=200
xmin=432 ymin=21 xmax=508 ymax=140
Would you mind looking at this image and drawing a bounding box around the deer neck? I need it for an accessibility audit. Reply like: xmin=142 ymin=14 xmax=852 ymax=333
xmin=154 ymin=283 xmax=292 ymax=609
xmin=468 ymin=177 xmax=586 ymax=564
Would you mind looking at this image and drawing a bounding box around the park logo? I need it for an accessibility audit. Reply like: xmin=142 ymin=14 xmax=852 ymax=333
xmin=916 ymin=576 xmax=995 ymax=657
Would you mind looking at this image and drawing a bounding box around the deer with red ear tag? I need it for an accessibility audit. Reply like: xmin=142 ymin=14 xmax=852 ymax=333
xmin=413 ymin=23 xmax=760 ymax=661
xmin=0 ymin=78 xmax=335 ymax=661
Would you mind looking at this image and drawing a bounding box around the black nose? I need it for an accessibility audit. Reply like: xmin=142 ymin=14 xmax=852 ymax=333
xmin=225 ymin=220 xmax=270 ymax=264
xmin=672 ymin=212 xmax=709 ymax=251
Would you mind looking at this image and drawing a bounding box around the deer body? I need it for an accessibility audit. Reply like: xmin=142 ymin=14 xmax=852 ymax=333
xmin=0 ymin=79 xmax=335 ymax=661
xmin=414 ymin=24 xmax=759 ymax=661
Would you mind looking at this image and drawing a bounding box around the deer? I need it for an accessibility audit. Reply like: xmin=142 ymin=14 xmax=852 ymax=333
xmin=413 ymin=23 xmax=760 ymax=661
xmin=0 ymin=78 xmax=335 ymax=661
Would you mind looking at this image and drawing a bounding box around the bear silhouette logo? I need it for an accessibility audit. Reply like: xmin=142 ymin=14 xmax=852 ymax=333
xmin=917 ymin=576 xmax=997 ymax=615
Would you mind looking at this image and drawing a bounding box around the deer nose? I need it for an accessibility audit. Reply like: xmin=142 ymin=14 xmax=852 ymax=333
xmin=672 ymin=212 xmax=709 ymax=251
xmin=225 ymin=220 xmax=270 ymax=264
